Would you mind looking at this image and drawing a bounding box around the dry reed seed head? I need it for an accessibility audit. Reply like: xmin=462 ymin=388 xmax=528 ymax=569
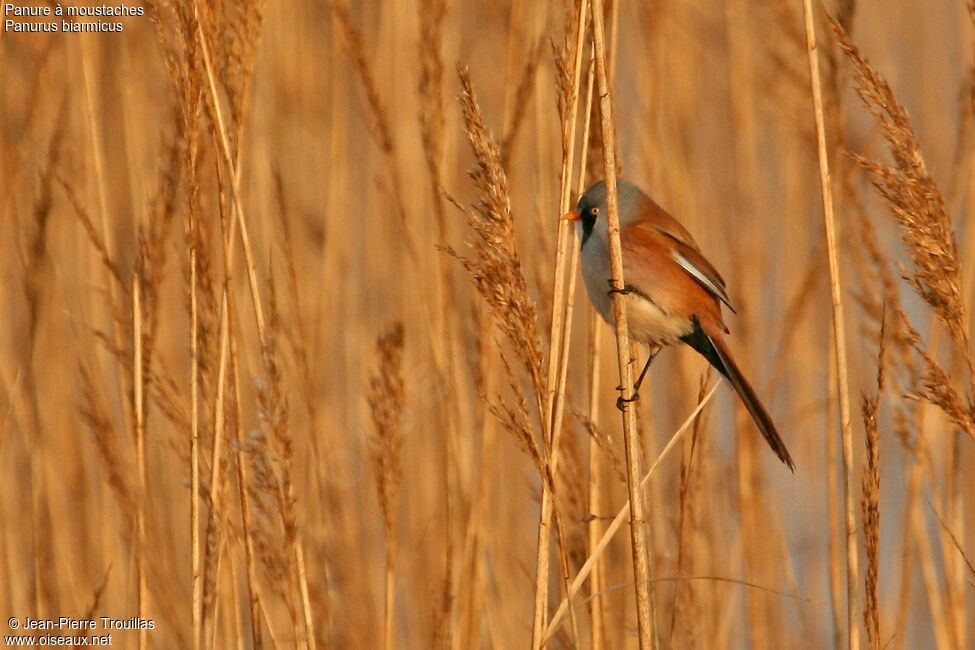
xmin=332 ymin=0 xmax=395 ymax=156
xmin=890 ymin=302 xmax=975 ymax=441
xmin=552 ymin=0 xmax=586 ymax=132
xmin=488 ymin=352 xmax=545 ymax=478
xmin=79 ymin=363 xmax=137 ymax=522
xmin=850 ymin=154 xmax=964 ymax=324
xmin=186 ymin=212 xmax=222 ymax=403
xmin=552 ymin=38 xmax=572 ymax=129
xmin=250 ymin=278 xmax=303 ymax=554
xmin=851 ymin=221 xmax=918 ymax=380
xmin=147 ymin=0 xmax=206 ymax=131
xmin=500 ymin=42 xmax=543 ymax=165
xmin=860 ymin=313 xmax=883 ymax=650
xmin=241 ymin=427 xmax=294 ymax=606
xmin=756 ymin=0 xmax=815 ymax=135
xmin=852 ymin=212 xmax=931 ymax=452
xmin=571 ymin=408 xmax=626 ymax=485
xmin=418 ymin=0 xmax=447 ymax=168
xmin=137 ymin=109 xmax=183 ymax=321
xmin=834 ymin=19 xmax=971 ymax=362
xmin=272 ymin=172 xmax=320 ymax=430
xmin=555 ymin=427 xmax=588 ymax=566
xmin=201 ymin=0 xmax=265 ymax=155
xmin=200 ymin=511 xmax=223 ymax=632
xmin=21 ymin=115 xmax=63 ymax=344
xmin=367 ymin=321 xmax=406 ymax=539
xmin=147 ymin=366 xmax=192 ymax=433
xmin=57 ymin=175 xmax=125 ymax=291
xmin=453 ymin=65 xmax=546 ymax=403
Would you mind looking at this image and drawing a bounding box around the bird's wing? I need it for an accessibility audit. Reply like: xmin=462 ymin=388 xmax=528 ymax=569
xmin=623 ymin=220 xmax=736 ymax=314
xmin=665 ymin=235 xmax=736 ymax=313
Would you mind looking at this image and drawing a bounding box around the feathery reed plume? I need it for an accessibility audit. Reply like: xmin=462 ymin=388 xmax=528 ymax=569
xmin=271 ymin=177 xmax=329 ymax=650
xmin=418 ymin=0 xmax=447 ymax=215
xmin=58 ymin=176 xmax=125 ymax=292
xmin=367 ymin=321 xmax=405 ymax=650
xmin=671 ymin=368 xmax=712 ymax=646
xmin=931 ymin=505 xmax=975 ymax=584
xmin=852 ymin=202 xmax=924 ymax=456
xmin=834 ymin=19 xmax=973 ymax=648
xmin=542 ymin=384 xmax=721 ymax=644
xmin=417 ymin=0 xmax=451 ymax=309
xmin=572 ymin=409 xmax=626 ymax=486
xmin=488 ymin=354 xmax=546 ymax=474
xmin=132 ymin=276 xmax=148 ymax=650
xmin=79 ymin=362 xmax=136 ymax=521
xmin=450 ymin=64 xmax=582 ymax=647
xmin=832 ymin=18 xmax=975 ymax=384
xmin=892 ymin=303 xmax=975 ymax=439
xmin=331 ymin=0 xmax=414 ymax=259
xmin=187 ymin=165 xmax=203 ymax=650
xmin=555 ymin=420 xmax=587 ymax=568
xmin=860 ymin=314 xmax=884 ymax=650
xmin=852 ymin=145 xmax=975 ymax=434
xmin=201 ymin=0 xmax=265 ymax=158
xmin=214 ymin=178 xmax=264 ymax=649
xmin=242 ymin=424 xmax=293 ymax=623
xmin=135 ymin=107 xmax=182 ymax=395
xmin=272 ymin=171 xmax=324 ymax=463
xmin=417 ymin=4 xmax=460 ymax=645
xmin=255 ymin=279 xmax=316 ymax=647
xmin=449 ymin=66 xmax=545 ymax=409
xmin=21 ymin=104 xmax=63 ymax=345
xmin=500 ymin=40 xmax=544 ymax=167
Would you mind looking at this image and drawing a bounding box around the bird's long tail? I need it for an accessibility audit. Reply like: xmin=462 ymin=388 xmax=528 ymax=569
xmin=681 ymin=321 xmax=795 ymax=471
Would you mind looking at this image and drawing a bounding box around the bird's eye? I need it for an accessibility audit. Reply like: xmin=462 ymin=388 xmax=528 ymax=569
xmin=590 ymin=207 xmax=599 ymax=215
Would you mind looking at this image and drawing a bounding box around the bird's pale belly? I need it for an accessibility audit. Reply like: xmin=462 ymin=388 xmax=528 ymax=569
xmin=621 ymin=291 xmax=693 ymax=346
xmin=583 ymin=269 xmax=691 ymax=347
xmin=580 ymin=230 xmax=693 ymax=347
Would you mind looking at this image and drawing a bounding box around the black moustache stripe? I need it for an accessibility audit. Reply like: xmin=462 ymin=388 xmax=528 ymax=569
xmin=581 ymin=211 xmax=596 ymax=247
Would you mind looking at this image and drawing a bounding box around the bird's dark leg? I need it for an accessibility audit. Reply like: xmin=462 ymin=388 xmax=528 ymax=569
xmin=616 ymin=348 xmax=660 ymax=411
xmin=633 ymin=348 xmax=658 ymax=392
xmin=607 ymin=278 xmax=633 ymax=297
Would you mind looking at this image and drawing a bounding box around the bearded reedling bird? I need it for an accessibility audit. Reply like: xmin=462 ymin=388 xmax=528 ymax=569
xmin=564 ymin=179 xmax=795 ymax=470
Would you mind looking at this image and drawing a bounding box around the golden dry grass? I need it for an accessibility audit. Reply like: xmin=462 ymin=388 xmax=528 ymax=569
xmin=2 ymin=1 xmax=974 ymax=648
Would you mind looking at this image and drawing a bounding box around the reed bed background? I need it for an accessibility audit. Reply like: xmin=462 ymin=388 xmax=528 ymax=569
xmin=1 ymin=0 xmax=973 ymax=647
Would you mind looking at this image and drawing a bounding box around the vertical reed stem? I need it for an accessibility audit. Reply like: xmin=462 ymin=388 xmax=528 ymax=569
xmin=577 ymin=49 xmax=605 ymax=650
xmin=531 ymin=1 xmax=589 ymax=646
xmin=190 ymin=205 xmax=202 ymax=650
xmin=133 ymin=275 xmax=147 ymax=650
xmin=800 ymin=3 xmax=858 ymax=648
xmin=590 ymin=1 xmax=654 ymax=645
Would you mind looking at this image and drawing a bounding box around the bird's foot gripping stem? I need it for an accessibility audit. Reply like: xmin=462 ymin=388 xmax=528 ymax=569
xmin=616 ymin=391 xmax=640 ymax=411
xmin=607 ymin=279 xmax=633 ymax=297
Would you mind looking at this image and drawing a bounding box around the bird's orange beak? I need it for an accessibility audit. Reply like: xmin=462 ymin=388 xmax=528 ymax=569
xmin=562 ymin=210 xmax=580 ymax=221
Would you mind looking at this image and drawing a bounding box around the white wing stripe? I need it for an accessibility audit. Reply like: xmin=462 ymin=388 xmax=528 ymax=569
xmin=672 ymin=250 xmax=734 ymax=310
